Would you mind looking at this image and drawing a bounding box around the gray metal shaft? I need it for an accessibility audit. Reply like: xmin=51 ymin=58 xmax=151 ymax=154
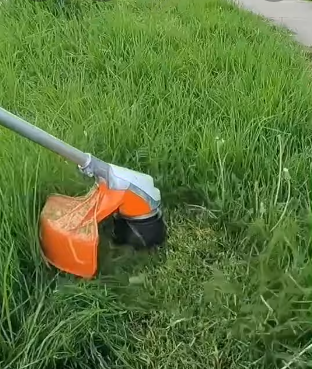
xmin=0 ymin=107 xmax=89 ymax=167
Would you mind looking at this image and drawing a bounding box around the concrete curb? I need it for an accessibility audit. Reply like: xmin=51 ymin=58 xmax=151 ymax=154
xmin=233 ymin=0 xmax=312 ymax=46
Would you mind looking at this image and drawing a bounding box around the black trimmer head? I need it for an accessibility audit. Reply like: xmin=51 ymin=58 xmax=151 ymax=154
xmin=112 ymin=210 xmax=166 ymax=249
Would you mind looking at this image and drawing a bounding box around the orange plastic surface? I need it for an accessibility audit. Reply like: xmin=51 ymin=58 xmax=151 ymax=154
xmin=39 ymin=183 xmax=152 ymax=278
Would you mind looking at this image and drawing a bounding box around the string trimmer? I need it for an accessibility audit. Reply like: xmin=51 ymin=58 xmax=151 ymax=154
xmin=0 ymin=107 xmax=166 ymax=278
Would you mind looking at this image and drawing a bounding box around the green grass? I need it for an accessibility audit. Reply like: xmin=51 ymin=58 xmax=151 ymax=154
xmin=0 ymin=0 xmax=312 ymax=368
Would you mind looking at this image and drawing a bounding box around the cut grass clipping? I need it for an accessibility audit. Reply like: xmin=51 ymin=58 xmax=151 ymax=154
xmin=0 ymin=0 xmax=312 ymax=368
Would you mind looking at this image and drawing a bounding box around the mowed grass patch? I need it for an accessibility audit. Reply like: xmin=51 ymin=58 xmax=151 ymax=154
xmin=0 ymin=0 xmax=312 ymax=368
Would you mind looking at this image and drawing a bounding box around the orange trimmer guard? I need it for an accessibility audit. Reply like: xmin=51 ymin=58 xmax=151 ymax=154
xmin=40 ymin=183 xmax=124 ymax=278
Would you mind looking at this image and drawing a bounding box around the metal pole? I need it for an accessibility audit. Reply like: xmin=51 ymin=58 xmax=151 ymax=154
xmin=0 ymin=107 xmax=89 ymax=167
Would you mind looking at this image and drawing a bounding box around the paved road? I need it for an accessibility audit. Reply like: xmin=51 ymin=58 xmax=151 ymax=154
xmin=233 ymin=0 xmax=312 ymax=46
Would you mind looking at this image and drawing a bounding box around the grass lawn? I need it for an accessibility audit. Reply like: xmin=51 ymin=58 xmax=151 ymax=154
xmin=0 ymin=0 xmax=312 ymax=368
